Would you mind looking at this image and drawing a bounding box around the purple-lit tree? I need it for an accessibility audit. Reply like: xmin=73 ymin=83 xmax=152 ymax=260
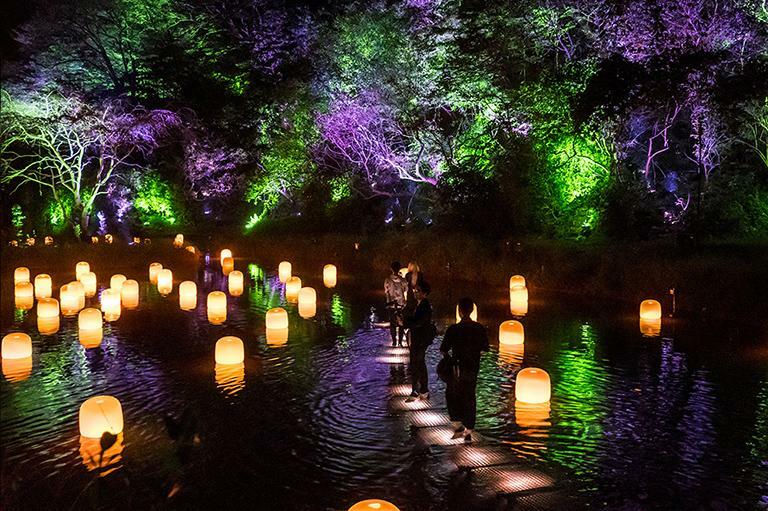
xmin=182 ymin=134 xmax=248 ymax=202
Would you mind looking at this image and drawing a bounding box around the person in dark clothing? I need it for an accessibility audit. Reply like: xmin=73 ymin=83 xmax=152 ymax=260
xmin=402 ymin=281 xmax=433 ymax=402
xmin=440 ymin=297 xmax=489 ymax=442
xmin=384 ymin=261 xmax=408 ymax=347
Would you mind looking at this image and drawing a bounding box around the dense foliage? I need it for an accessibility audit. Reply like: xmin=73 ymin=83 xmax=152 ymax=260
xmin=2 ymin=0 xmax=768 ymax=240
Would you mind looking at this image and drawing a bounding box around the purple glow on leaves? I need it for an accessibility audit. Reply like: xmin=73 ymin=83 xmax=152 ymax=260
xmin=183 ymin=137 xmax=247 ymax=200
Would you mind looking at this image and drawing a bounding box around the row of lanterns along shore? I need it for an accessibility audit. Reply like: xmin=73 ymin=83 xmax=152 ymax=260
xmin=8 ymin=233 xmax=202 ymax=249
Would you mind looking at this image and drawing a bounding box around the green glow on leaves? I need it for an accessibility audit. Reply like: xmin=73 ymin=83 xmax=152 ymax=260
xmin=11 ymin=204 xmax=25 ymax=235
xmin=329 ymin=176 xmax=351 ymax=203
xmin=330 ymin=293 xmax=352 ymax=330
xmin=45 ymin=196 xmax=72 ymax=233
xmin=133 ymin=171 xmax=182 ymax=227
xmin=244 ymin=212 xmax=263 ymax=231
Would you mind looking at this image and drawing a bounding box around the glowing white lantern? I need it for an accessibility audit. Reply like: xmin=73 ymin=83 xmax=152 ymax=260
xmin=222 ymin=256 xmax=234 ymax=276
xmin=79 ymin=396 xmax=124 ymax=438
xmin=76 ymin=262 xmax=91 ymax=280
xmin=285 ymin=276 xmax=302 ymax=302
xmin=266 ymin=307 xmax=289 ymax=329
xmin=121 ymin=280 xmax=139 ymax=309
xmin=173 ymin=233 xmax=184 ymax=248
xmin=185 ymin=246 xmax=196 ymax=254
xmin=70 ymin=280 xmax=86 ymax=311
xmin=101 ymin=288 xmax=121 ymax=321
xmin=44 ymin=236 xmax=53 ymax=245
xmin=455 ymin=303 xmax=478 ymax=322
xmin=110 ymin=274 xmax=126 ymax=291
xmin=348 ymin=500 xmax=401 ymax=511
xmin=14 ymin=282 xmax=34 ymax=310
xmin=278 ymin=261 xmax=292 ymax=283
xmin=2 ymin=332 xmax=32 ymax=360
xmin=157 ymin=269 xmax=173 ymax=296
xmin=510 ymin=286 xmax=529 ymax=316
xmin=34 ymin=274 xmax=52 ymax=299
xmin=228 ymin=270 xmax=244 ymax=296
xmin=207 ymin=291 xmax=227 ymax=324
xmin=215 ymin=336 xmax=245 ymax=365
xmin=132 ymin=237 xmax=141 ymax=244
xmin=14 ymin=267 xmax=30 ymax=285
xmin=499 ymin=320 xmax=524 ymax=345
xmin=323 ymin=264 xmax=337 ymax=288
xmin=80 ymin=272 xmax=97 ymax=297
xmin=179 ymin=281 xmax=197 ymax=310
xmin=91 ymin=236 xmax=99 ymax=244
xmin=639 ymin=299 xmax=661 ymax=320
xmin=104 ymin=234 xmax=113 ymax=244
xmin=60 ymin=283 xmax=81 ymax=316
xmin=515 ymin=368 xmax=551 ymax=404
xmin=149 ymin=262 xmax=163 ymax=284
xmin=220 ymin=249 xmax=232 ymax=267
xmin=37 ymin=297 xmax=60 ymax=319
xmin=509 ymin=275 xmax=526 ymax=288
xmin=298 ymin=287 xmax=317 ymax=318
xmin=26 ymin=237 xmax=35 ymax=246
xmin=78 ymin=308 xmax=103 ymax=347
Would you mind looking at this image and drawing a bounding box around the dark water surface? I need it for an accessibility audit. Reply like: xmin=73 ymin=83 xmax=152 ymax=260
xmin=2 ymin=257 xmax=767 ymax=510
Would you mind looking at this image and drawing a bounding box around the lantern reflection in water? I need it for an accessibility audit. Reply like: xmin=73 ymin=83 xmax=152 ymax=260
xmin=222 ymin=257 xmax=234 ymax=276
xmin=498 ymin=343 xmax=524 ymax=365
xmin=101 ymin=289 xmax=121 ymax=321
xmin=348 ymin=500 xmax=401 ymax=511
xmin=220 ymin=249 xmax=232 ymax=267
xmin=298 ymin=287 xmax=316 ymax=318
xmin=37 ymin=298 xmax=60 ymax=335
xmin=34 ymin=274 xmax=52 ymax=299
xmin=266 ymin=328 xmax=289 ymax=346
xmin=2 ymin=356 xmax=32 ymax=381
xmin=179 ymin=281 xmax=197 ymax=310
xmin=14 ymin=282 xmax=34 ymax=310
xmin=80 ymin=433 xmax=124 ymax=476
xmin=278 ymin=261 xmax=291 ymax=283
xmin=78 ymin=308 xmax=103 ymax=347
xmin=14 ymin=267 xmax=30 ymax=285
xmin=228 ymin=270 xmax=244 ymax=296
xmin=285 ymin=276 xmax=301 ymax=302
xmin=207 ymin=291 xmax=227 ymax=324
xmin=121 ymin=280 xmax=139 ymax=309
xmin=323 ymin=264 xmax=337 ymax=288
xmin=80 ymin=272 xmax=97 ymax=297
xmin=509 ymin=286 xmax=529 ymax=316
xmin=215 ymin=363 xmax=245 ymax=395
xmin=514 ymin=401 xmax=551 ymax=428
xmin=455 ymin=303 xmax=478 ymax=322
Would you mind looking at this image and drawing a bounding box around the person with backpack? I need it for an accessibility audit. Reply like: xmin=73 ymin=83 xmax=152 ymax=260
xmin=384 ymin=261 xmax=408 ymax=347
xmin=402 ymin=281 xmax=434 ymax=402
xmin=440 ymin=297 xmax=489 ymax=442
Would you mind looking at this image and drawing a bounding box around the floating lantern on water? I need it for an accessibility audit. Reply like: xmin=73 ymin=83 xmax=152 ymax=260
xmin=285 ymin=276 xmax=302 ymax=302
xmin=515 ymin=368 xmax=551 ymax=404
xmin=179 ymin=281 xmax=197 ymax=310
xmin=323 ymin=264 xmax=337 ymax=288
xmin=266 ymin=307 xmax=289 ymax=330
xmin=71 ymin=280 xmax=86 ymax=310
xmin=78 ymin=308 xmax=103 ymax=347
xmin=44 ymin=236 xmax=53 ymax=245
xmin=215 ymin=336 xmax=244 ymax=365
xmin=228 ymin=270 xmax=244 ymax=296
xmin=14 ymin=282 xmax=34 ymax=310
xmin=298 ymin=287 xmax=317 ymax=318
xmin=498 ymin=343 xmax=524 ymax=364
xmin=80 ymin=433 xmax=123 ymax=475
xmin=91 ymin=236 xmax=99 ymax=244
xmin=509 ymin=286 xmax=529 ymax=316
xmin=132 ymin=237 xmax=141 ymax=244
xmin=149 ymin=262 xmax=163 ymax=284
xmin=14 ymin=267 xmax=30 ymax=285
xmin=173 ymin=234 xmax=184 ymax=248
xmin=207 ymin=291 xmax=227 ymax=324
xmin=220 ymin=249 xmax=232 ymax=267
xmin=34 ymin=274 xmax=52 ymax=299
xmin=509 ymin=275 xmax=526 ymax=288
xmin=185 ymin=246 xmax=196 ymax=254
xmin=499 ymin=320 xmax=524 ymax=345
xmin=639 ymin=299 xmax=662 ymax=337
xmin=110 ymin=274 xmax=126 ymax=291
xmin=121 ymin=280 xmax=139 ymax=309
xmin=157 ymin=269 xmax=173 ymax=296
xmin=278 ymin=261 xmax=291 ymax=283
xmin=222 ymin=256 xmax=234 ymax=276
xmin=455 ymin=303 xmax=478 ymax=323
xmin=76 ymin=261 xmax=90 ymax=280
xmin=79 ymin=396 xmax=124 ymax=438
xmin=80 ymin=272 xmax=97 ymax=297
xmin=348 ymin=500 xmax=401 ymax=511
xmin=37 ymin=298 xmax=60 ymax=335
xmin=60 ymin=283 xmax=82 ymax=316
xmin=26 ymin=237 xmax=35 ymax=246
xmin=9 ymin=240 xmax=18 ymax=247
xmin=2 ymin=332 xmax=32 ymax=360
xmin=104 ymin=234 xmax=113 ymax=244
xmin=101 ymin=289 xmax=121 ymax=321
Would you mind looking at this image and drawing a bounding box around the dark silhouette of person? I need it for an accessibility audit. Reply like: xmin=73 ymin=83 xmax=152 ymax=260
xmin=384 ymin=261 xmax=408 ymax=347
xmin=403 ymin=281 xmax=433 ymax=402
xmin=440 ymin=297 xmax=489 ymax=442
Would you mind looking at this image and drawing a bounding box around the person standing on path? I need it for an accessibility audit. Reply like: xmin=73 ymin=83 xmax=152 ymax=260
xmin=384 ymin=261 xmax=408 ymax=347
xmin=403 ymin=281 xmax=434 ymax=402
xmin=440 ymin=297 xmax=489 ymax=442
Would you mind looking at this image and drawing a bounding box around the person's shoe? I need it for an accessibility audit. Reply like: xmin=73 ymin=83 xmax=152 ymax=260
xmin=451 ymin=426 xmax=466 ymax=439
xmin=419 ymin=392 xmax=430 ymax=401
xmin=405 ymin=391 xmax=419 ymax=403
